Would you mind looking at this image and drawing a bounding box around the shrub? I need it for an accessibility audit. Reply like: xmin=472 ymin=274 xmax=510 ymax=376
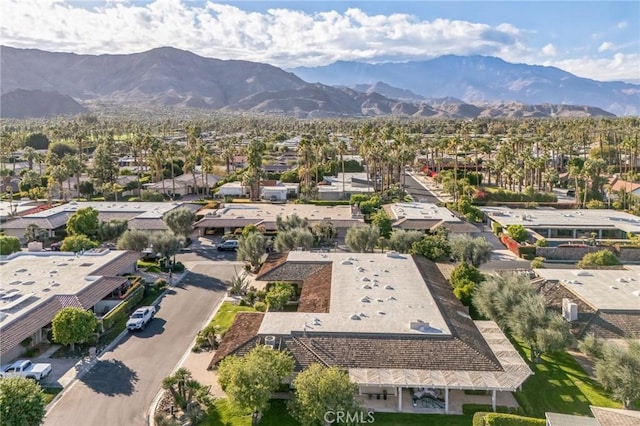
xmin=253 ymin=301 xmax=267 ymax=312
xmin=577 ymin=249 xmax=621 ymax=268
xmin=101 ymin=284 xmax=145 ymax=331
xmin=506 ymin=224 xmax=528 ymax=243
xmin=499 ymin=234 xmax=520 ymax=255
xmin=492 ymin=222 xmax=503 ymax=235
xmin=484 ymin=413 xmax=545 ymax=425
xmin=534 ymin=237 xmax=547 ymax=247
xmin=530 ymin=257 xmax=545 ymax=269
xmin=0 ymin=236 xmax=22 ymax=255
xmin=586 ymin=200 xmax=606 ymax=209
xmin=518 ymin=245 xmax=537 ymax=260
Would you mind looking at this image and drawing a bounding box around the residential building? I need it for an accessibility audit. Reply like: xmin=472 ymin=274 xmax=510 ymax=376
xmin=210 ymin=252 xmax=531 ymax=414
xmin=0 ymin=201 xmax=201 ymax=242
xmin=318 ymin=173 xmax=375 ymax=201
xmin=483 ymin=207 xmax=640 ymax=241
xmin=0 ymin=249 xmax=141 ymax=360
xmin=194 ymin=203 xmax=364 ymax=238
xmin=384 ymin=202 xmax=479 ymax=234
xmin=536 ymin=268 xmax=640 ymax=340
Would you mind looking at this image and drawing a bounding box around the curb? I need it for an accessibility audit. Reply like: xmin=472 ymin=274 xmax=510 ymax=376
xmin=45 ymin=276 xmax=182 ymax=416
xmin=146 ymin=294 xmax=227 ymax=426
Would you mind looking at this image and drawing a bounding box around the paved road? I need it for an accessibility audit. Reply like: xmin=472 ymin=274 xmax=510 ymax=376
xmin=44 ymin=261 xmax=238 ymax=426
xmin=403 ymin=173 xmax=441 ymax=204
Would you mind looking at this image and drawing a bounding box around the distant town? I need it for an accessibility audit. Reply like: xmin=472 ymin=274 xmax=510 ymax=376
xmin=1 ymin=115 xmax=639 ymax=426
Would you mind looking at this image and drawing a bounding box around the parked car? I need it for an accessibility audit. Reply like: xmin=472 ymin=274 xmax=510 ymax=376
xmin=217 ymin=240 xmax=239 ymax=251
xmin=126 ymin=306 xmax=156 ymax=331
xmin=50 ymin=242 xmax=61 ymax=251
xmin=0 ymin=359 xmax=52 ymax=381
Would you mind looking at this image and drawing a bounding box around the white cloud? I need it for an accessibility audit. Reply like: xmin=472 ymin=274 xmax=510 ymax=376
xmin=0 ymin=0 xmax=527 ymax=67
xmin=598 ymin=42 xmax=616 ymax=52
xmin=546 ymin=53 xmax=640 ymax=81
xmin=617 ymin=21 xmax=628 ymax=29
xmin=0 ymin=0 xmax=636 ymax=81
xmin=541 ymin=43 xmax=557 ymax=56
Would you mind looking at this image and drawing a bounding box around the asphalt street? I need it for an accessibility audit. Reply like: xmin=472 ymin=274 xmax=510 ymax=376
xmin=402 ymin=173 xmax=441 ymax=204
xmin=44 ymin=259 xmax=237 ymax=426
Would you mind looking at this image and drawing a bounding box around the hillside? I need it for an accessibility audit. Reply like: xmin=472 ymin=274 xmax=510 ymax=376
xmin=0 ymin=89 xmax=87 ymax=118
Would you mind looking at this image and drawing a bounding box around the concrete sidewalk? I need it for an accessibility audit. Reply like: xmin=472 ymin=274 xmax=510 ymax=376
xmin=409 ymin=173 xmax=455 ymax=203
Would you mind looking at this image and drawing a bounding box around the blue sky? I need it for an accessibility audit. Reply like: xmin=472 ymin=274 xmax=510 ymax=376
xmin=1 ymin=0 xmax=638 ymax=81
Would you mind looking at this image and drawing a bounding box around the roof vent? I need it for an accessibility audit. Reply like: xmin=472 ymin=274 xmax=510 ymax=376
xmin=361 ymin=277 xmax=370 ymax=282
xmin=386 ymin=251 xmax=401 ymax=258
xmin=359 ymin=312 xmax=366 ymax=317
xmin=378 ymin=311 xmax=386 ymax=315
xmin=609 ymin=286 xmax=619 ymax=290
xmin=341 ymin=260 xmax=353 ymax=265
xmin=357 ymin=266 xmax=365 ymax=272
xmin=362 ymin=284 xmax=372 ymax=289
xmin=350 ymin=314 xmax=361 ymax=320
xmin=387 ymin=296 xmax=396 ymax=301
xmin=360 ymin=296 xmax=371 ymax=303
xmin=384 ymin=285 xmax=394 ymax=290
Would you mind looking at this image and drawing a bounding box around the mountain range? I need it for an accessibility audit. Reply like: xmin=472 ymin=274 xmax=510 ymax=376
xmin=0 ymin=46 xmax=633 ymax=119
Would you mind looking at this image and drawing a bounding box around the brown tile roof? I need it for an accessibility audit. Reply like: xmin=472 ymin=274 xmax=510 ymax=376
xmin=89 ymin=251 xmax=141 ymax=276
xmin=581 ymin=311 xmax=640 ymax=339
xmin=297 ymin=264 xmax=332 ymax=313
xmin=0 ymin=276 xmax=130 ymax=355
xmin=590 ymin=406 xmax=640 ymax=426
xmin=255 ymin=253 xmax=289 ymax=278
xmin=289 ymin=333 xmax=502 ymax=371
xmin=208 ymin=312 xmax=264 ymax=368
xmin=193 ymin=217 xmax=262 ymax=229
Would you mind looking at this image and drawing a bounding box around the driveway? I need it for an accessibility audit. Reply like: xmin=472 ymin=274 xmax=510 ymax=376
xmin=44 ymin=262 xmax=240 ymax=426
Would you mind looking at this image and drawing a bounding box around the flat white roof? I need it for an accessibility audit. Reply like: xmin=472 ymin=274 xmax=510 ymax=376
xmin=0 ymin=250 xmax=129 ymax=323
xmin=389 ymin=202 xmax=461 ymax=223
xmin=0 ymin=201 xmax=44 ymax=219
xmin=20 ymin=201 xmax=186 ymax=220
xmin=534 ymin=268 xmax=640 ymax=310
xmin=258 ymin=252 xmax=451 ymax=336
xmin=483 ymin=207 xmax=640 ymax=233
xmin=212 ymin=203 xmax=361 ymax=222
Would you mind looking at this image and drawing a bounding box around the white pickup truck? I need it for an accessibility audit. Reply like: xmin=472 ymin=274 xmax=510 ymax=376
xmin=0 ymin=359 xmax=52 ymax=381
xmin=126 ymin=306 xmax=156 ymax=331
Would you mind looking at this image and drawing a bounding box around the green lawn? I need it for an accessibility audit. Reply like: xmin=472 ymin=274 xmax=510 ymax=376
xmin=204 ymin=399 xmax=474 ymax=426
xmin=137 ymin=260 xmax=162 ymax=273
xmin=207 ymin=302 xmax=257 ymax=334
xmin=513 ymin=340 xmax=620 ymax=418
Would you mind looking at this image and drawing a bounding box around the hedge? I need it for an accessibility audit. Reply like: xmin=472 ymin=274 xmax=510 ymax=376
xmin=484 ymin=413 xmax=546 ymax=425
xmin=473 ymin=412 xmax=489 ymax=426
xmin=492 ymin=222 xmax=503 ymax=235
xmin=518 ymin=246 xmax=537 ymax=260
xmin=101 ymin=284 xmax=145 ymax=331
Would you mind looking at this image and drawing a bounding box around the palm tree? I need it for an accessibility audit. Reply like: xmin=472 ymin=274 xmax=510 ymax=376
xmin=337 ymin=138 xmax=348 ymax=200
xmin=61 ymin=154 xmax=84 ymax=199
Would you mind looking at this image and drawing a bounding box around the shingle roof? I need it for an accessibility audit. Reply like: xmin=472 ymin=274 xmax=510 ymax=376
xmin=89 ymin=251 xmax=141 ymax=277
xmin=581 ymin=311 xmax=640 ymax=339
xmin=297 ymin=264 xmax=332 ymax=313
xmin=208 ymin=312 xmax=264 ymax=368
xmin=255 ymin=260 xmax=330 ymax=282
xmin=590 ymin=406 xmax=640 ymax=426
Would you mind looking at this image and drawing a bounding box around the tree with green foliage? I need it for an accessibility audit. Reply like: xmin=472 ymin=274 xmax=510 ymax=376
xmin=47 ymin=142 xmax=76 ymax=165
xmin=78 ymin=180 xmax=94 ymax=199
xmin=237 ymin=232 xmax=266 ymax=272
xmin=345 ymin=225 xmax=380 ymax=253
xmin=592 ymin=340 xmax=640 ymax=408
xmin=275 ymin=213 xmax=308 ymax=231
xmin=19 ymin=170 xmax=42 ymax=192
xmin=371 ymin=209 xmax=393 ymax=239
xmin=98 ymin=219 xmax=128 ymax=242
xmin=0 ymin=235 xmax=21 ymax=255
xmin=217 ymin=345 xmax=295 ymax=423
xmin=577 ymin=249 xmax=621 ymax=268
xmin=506 ymin=224 xmax=528 ymax=243
xmin=449 ymin=234 xmax=493 ymax=267
xmin=274 ymin=228 xmax=315 ymax=252
xmin=60 ymin=234 xmax=98 ymax=252
xmin=358 ymin=195 xmax=383 ymax=215
xmin=311 ymin=221 xmax=337 ymax=246
xmin=388 ymin=230 xmax=424 ymax=253
xmin=24 ymin=132 xmax=50 ymax=150
xmin=117 ymin=230 xmax=150 ymax=251
xmin=150 ymin=231 xmax=183 ymax=267
xmin=450 ymin=262 xmax=484 ymax=306
xmin=410 ymin=233 xmax=451 ymax=261
xmin=161 ymin=368 xmax=210 ymax=411
xmin=91 ymin=142 xmax=118 ymax=186
xmin=24 ymin=224 xmax=44 ymax=243
xmin=265 ymin=282 xmax=296 ymax=311
xmin=0 ymin=377 xmax=46 ymax=426
xmin=163 ymin=206 xmax=196 ymax=239
xmin=52 ymin=307 xmax=98 ymax=351
xmin=66 ymin=207 xmax=100 ymax=238
xmin=473 ymin=272 xmax=570 ymax=362
xmin=140 ymin=190 xmax=164 ymax=202
xmin=289 ymin=364 xmax=362 ymax=426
